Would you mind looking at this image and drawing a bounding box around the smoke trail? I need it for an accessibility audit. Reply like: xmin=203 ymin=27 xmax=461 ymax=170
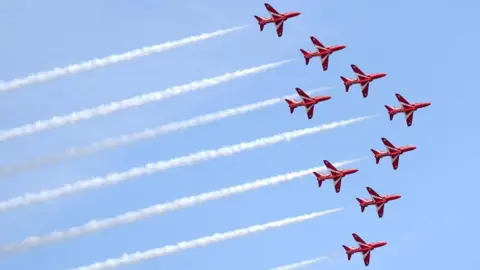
xmin=0 ymin=59 xmax=292 ymax=142
xmin=0 ymin=115 xmax=373 ymax=212
xmin=0 ymin=26 xmax=248 ymax=92
xmin=0 ymin=86 xmax=333 ymax=177
xmin=270 ymin=256 xmax=327 ymax=270
xmin=0 ymin=159 xmax=360 ymax=253
xmin=68 ymin=208 xmax=343 ymax=270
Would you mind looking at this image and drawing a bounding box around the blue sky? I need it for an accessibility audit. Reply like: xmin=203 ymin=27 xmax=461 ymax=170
xmin=0 ymin=0 xmax=478 ymax=269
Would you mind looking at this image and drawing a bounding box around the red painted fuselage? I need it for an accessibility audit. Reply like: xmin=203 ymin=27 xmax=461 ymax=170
xmin=254 ymin=3 xmax=301 ymax=37
xmin=313 ymin=160 xmax=358 ymax=193
xmin=300 ymin=36 xmax=346 ymax=71
xmin=340 ymin=64 xmax=387 ymax=98
xmin=385 ymin=93 xmax=431 ymax=126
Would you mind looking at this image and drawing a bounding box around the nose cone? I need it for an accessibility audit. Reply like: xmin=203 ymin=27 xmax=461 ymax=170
xmin=290 ymin=12 xmax=301 ymax=17
xmin=338 ymin=45 xmax=347 ymax=50
xmin=378 ymin=73 xmax=387 ymax=78
xmin=411 ymin=146 xmax=417 ymax=150
xmin=317 ymin=96 xmax=331 ymax=102
xmin=350 ymin=168 xmax=359 ymax=174
xmin=392 ymin=195 xmax=402 ymax=200
xmin=379 ymin=242 xmax=387 ymax=247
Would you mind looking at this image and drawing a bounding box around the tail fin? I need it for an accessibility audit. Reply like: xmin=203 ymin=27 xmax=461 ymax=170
xmin=300 ymin=49 xmax=310 ymax=65
xmin=313 ymin=172 xmax=323 ymax=187
xmin=342 ymin=245 xmax=353 ymax=260
xmin=340 ymin=76 xmax=351 ymax=92
xmin=385 ymin=105 xmax=395 ymax=120
xmin=285 ymin=99 xmax=296 ymax=113
xmin=356 ymin=198 xmax=367 ymax=212
xmin=370 ymin=149 xmax=381 ymax=164
xmin=254 ymin=16 xmax=265 ymax=31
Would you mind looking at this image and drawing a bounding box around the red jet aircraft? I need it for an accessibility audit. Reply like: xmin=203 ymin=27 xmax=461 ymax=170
xmin=342 ymin=233 xmax=387 ymax=266
xmin=371 ymin=137 xmax=416 ymax=170
xmin=385 ymin=93 xmax=431 ymax=127
xmin=285 ymin=88 xmax=331 ymax=119
xmin=312 ymin=160 xmax=359 ymax=193
xmin=356 ymin=187 xmax=402 ymax=218
xmin=254 ymin=3 xmax=301 ymax=37
xmin=340 ymin=64 xmax=387 ymax=98
xmin=299 ymin=36 xmax=346 ymax=71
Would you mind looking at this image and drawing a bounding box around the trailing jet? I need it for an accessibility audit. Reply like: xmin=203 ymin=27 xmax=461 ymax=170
xmin=371 ymin=137 xmax=416 ymax=170
xmin=299 ymin=36 xmax=346 ymax=71
xmin=340 ymin=64 xmax=387 ymax=98
xmin=312 ymin=160 xmax=359 ymax=193
xmin=254 ymin=3 xmax=301 ymax=37
xmin=385 ymin=93 xmax=431 ymax=127
xmin=342 ymin=233 xmax=387 ymax=266
xmin=356 ymin=187 xmax=401 ymax=218
xmin=285 ymin=88 xmax=331 ymax=119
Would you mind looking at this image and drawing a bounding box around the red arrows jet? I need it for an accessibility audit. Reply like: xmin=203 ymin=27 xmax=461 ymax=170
xmin=342 ymin=233 xmax=387 ymax=266
xmin=385 ymin=93 xmax=431 ymax=127
xmin=371 ymin=137 xmax=416 ymax=170
xmin=340 ymin=64 xmax=387 ymax=98
xmin=312 ymin=160 xmax=359 ymax=193
xmin=254 ymin=3 xmax=301 ymax=37
xmin=285 ymin=88 xmax=331 ymax=119
xmin=356 ymin=187 xmax=401 ymax=218
xmin=299 ymin=36 xmax=346 ymax=71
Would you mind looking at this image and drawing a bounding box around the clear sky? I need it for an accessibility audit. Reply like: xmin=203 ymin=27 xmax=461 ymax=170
xmin=0 ymin=0 xmax=478 ymax=269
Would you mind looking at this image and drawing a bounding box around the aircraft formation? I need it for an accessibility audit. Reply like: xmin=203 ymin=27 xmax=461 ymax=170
xmin=255 ymin=3 xmax=431 ymax=267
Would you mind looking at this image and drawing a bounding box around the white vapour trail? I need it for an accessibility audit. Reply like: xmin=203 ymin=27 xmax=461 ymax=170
xmin=0 ymin=26 xmax=248 ymax=92
xmin=69 ymin=208 xmax=343 ymax=270
xmin=0 ymin=159 xmax=360 ymax=253
xmin=0 ymin=115 xmax=373 ymax=212
xmin=270 ymin=256 xmax=328 ymax=270
xmin=0 ymin=59 xmax=292 ymax=142
xmin=0 ymin=86 xmax=333 ymax=177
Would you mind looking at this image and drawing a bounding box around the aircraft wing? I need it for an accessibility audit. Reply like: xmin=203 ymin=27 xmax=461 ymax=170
xmin=274 ymin=20 xmax=284 ymax=37
xmin=366 ymin=187 xmax=382 ymax=201
xmin=381 ymin=137 xmax=397 ymax=153
xmin=395 ymin=93 xmax=411 ymax=108
xmin=362 ymin=249 xmax=371 ymax=266
xmin=391 ymin=154 xmax=400 ymax=170
xmin=305 ymin=104 xmax=315 ymax=119
xmin=352 ymin=233 xmax=368 ymax=247
xmin=310 ymin=36 xmax=326 ymax=51
xmin=351 ymin=64 xmax=368 ymax=79
xmin=405 ymin=111 xmax=414 ymax=126
xmin=333 ymin=176 xmax=342 ymax=193
xmin=321 ymin=54 xmax=330 ymax=71
xmin=295 ymin=87 xmax=313 ymax=102
xmin=376 ymin=202 xmax=385 ymax=218
xmin=323 ymin=160 xmax=339 ymax=174
xmin=360 ymin=82 xmax=370 ymax=98
xmin=264 ymin=3 xmax=282 ymax=18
